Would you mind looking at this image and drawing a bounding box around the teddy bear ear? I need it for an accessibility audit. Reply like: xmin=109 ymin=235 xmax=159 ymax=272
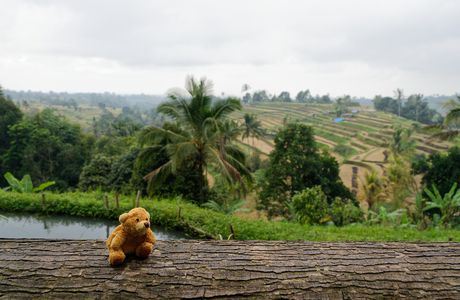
xmin=119 ymin=213 xmax=129 ymax=223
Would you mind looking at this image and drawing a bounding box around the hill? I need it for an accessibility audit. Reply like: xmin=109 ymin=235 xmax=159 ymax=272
xmin=233 ymin=102 xmax=451 ymax=200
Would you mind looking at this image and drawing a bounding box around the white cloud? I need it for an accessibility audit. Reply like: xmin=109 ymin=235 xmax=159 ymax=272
xmin=0 ymin=0 xmax=459 ymax=97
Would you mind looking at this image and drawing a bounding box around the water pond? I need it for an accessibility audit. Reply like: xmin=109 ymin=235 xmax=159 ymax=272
xmin=0 ymin=212 xmax=186 ymax=240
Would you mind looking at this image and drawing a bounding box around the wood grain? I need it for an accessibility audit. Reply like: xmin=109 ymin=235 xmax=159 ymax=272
xmin=1 ymin=239 xmax=459 ymax=299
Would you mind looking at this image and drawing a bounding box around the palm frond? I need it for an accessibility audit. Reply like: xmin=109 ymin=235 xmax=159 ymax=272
xmin=139 ymin=125 xmax=188 ymax=146
xmin=166 ymin=141 xmax=199 ymax=173
xmin=210 ymin=98 xmax=242 ymax=120
xmin=143 ymin=160 xmax=172 ymax=182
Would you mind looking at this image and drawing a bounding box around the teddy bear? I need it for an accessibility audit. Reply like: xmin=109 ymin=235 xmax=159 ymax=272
xmin=106 ymin=207 xmax=156 ymax=266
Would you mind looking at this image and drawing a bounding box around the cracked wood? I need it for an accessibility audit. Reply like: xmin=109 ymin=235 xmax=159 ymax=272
xmin=1 ymin=239 xmax=460 ymax=299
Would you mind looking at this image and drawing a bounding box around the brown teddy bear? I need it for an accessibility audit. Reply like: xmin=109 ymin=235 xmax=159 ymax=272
xmin=106 ymin=207 xmax=156 ymax=266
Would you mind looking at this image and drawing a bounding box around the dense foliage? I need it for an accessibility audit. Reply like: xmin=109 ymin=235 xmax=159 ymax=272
xmin=418 ymin=147 xmax=460 ymax=197
xmin=258 ymin=123 xmax=354 ymax=218
xmin=373 ymin=93 xmax=442 ymax=124
xmin=2 ymin=109 xmax=90 ymax=189
xmin=1 ymin=190 xmax=459 ymax=241
xmin=136 ymin=77 xmax=249 ymax=203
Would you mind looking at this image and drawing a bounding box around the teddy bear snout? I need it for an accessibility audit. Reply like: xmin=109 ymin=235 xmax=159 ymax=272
xmin=144 ymin=222 xmax=150 ymax=228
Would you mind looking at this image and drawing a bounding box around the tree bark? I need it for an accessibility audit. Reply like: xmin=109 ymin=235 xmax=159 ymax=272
xmin=1 ymin=239 xmax=459 ymax=299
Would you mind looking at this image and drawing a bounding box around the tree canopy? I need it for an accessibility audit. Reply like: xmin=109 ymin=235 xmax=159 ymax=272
xmin=258 ymin=123 xmax=354 ymax=218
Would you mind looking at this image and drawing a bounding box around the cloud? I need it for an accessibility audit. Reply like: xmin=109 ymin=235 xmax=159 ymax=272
xmin=0 ymin=0 xmax=459 ymax=96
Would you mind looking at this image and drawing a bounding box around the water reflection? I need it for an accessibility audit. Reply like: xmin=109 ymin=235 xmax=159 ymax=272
xmin=0 ymin=212 xmax=186 ymax=240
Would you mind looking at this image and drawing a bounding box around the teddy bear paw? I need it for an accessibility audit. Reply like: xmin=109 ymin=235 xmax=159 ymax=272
xmin=109 ymin=251 xmax=126 ymax=266
xmin=136 ymin=243 xmax=153 ymax=258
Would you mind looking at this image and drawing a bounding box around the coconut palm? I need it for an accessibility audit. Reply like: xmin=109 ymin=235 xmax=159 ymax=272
xmin=139 ymin=76 xmax=250 ymax=202
xmin=242 ymin=113 xmax=264 ymax=147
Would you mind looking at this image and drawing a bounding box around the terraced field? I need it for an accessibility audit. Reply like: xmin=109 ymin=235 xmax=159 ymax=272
xmin=233 ymin=103 xmax=451 ymax=200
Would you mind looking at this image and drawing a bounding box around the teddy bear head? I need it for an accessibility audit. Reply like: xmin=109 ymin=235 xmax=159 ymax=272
xmin=118 ymin=207 xmax=151 ymax=236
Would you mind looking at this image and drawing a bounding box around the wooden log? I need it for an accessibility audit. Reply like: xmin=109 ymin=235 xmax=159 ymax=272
xmin=0 ymin=239 xmax=459 ymax=299
xmin=114 ymin=192 xmax=119 ymax=209
xmin=135 ymin=190 xmax=141 ymax=207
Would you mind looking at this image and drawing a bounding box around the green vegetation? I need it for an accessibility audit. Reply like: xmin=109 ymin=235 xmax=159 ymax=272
xmin=258 ymin=123 xmax=354 ymax=218
xmin=3 ymin=172 xmax=55 ymax=193
xmin=137 ymin=76 xmax=249 ymax=203
xmin=1 ymin=190 xmax=459 ymax=242
xmin=423 ymin=183 xmax=460 ymax=227
xmin=1 ymin=78 xmax=459 ymax=239
xmin=290 ymin=186 xmax=329 ymax=224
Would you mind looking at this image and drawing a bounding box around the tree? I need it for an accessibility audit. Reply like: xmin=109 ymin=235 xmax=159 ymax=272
xmin=359 ymin=169 xmax=386 ymax=209
xmin=252 ymin=90 xmax=270 ymax=102
xmin=394 ymin=88 xmax=404 ymax=117
xmin=108 ymin=149 xmax=140 ymax=193
xmin=241 ymin=114 xmax=264 ymax=147
xmin=138 ymin=76 xmax=249 ymax=203
xmin=290 ymin=186 xmax=329 ymax=224
xmin=78 ymin=155 xmax=113 ymax=191
xmin=0 ymin=86 xmax=23 ymax=186
xmin=389 ymin=126 xmax=416 ymax=159
xmin=277 ymin=91 xmax=292 ymax=102
xmin=402 ymin=94 xmax=440 ymax=124
xmin=429 ymin=95 xmax=460 ymax=140
xmin=373 ymin=96 xmax=398 ymax=114
xmin=295 ymin=90 xmax=311 ymax=103
xmin=0 ymin=86 xmax=23 ymax=155
xmin=258 ymin=123 xmax=354 ymax=218
xmin=241 ymin=84 xmax=251 ymax=93
xmin=132 ymin=123 xmax=204 ymax=199
xmin=422 ymin=147 xmax=460 ymax=197
xmin=2 ymin=109 xmax=89 ymax=189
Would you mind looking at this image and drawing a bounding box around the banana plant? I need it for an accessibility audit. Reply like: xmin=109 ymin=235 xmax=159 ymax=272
xmin=3 ymin=172 xmax=55 ymax=193
xmin=423 ymin=183 xmax=460 ymax=227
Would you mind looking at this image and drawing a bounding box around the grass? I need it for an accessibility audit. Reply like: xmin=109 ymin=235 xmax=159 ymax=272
xmin=1 ymin=190 xmax=459 ymax=242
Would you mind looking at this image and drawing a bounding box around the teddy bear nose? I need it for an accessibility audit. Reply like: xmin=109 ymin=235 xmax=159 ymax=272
xmin=144 ymin=222 xmax=150 ymax=228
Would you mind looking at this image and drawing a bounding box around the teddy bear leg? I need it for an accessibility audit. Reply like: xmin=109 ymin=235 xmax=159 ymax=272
xmin=135 ymin=242 xmax=153 ymax=258
xmin=109 ymin=250 xmax=126 ymax=266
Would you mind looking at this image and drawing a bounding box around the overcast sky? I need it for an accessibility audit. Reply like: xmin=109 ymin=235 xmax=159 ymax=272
xmin=0 ymin=0 xmax=459 ymax=97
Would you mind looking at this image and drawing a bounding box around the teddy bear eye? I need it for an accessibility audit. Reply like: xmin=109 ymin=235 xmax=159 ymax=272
xmin=136 ymin=218 xmax=139 ymax=222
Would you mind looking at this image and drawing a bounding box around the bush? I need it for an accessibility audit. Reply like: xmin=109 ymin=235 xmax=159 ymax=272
xmin=330 ymin=197 xmax=363 ymax=226
xmin=333 ymin=144 xmax=356 ymax=158
xmin=290 ymin=186 xmax=329 ymax=225
xmin=1 ymin=190 xmax=460 ymax=242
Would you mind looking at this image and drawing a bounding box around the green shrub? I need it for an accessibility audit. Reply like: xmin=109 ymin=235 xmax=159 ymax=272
xmin=290 ymin=186 xmax=329 ymax=224
xmin=333 ymin=144 xmax=356 ymax=158
xmin=330 ymin=197 xmax=363 ymax=226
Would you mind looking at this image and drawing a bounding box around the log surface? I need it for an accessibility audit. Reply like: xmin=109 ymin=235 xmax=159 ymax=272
xmin=1 ymin=239 xmax=460 ymax=299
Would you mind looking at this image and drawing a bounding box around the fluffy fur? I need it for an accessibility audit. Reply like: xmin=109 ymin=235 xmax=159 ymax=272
xmin=106 ymin=207 xmax=156 ymax=266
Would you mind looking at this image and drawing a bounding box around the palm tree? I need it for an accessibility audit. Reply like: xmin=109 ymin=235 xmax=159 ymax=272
xmin=360 ymin=169 xmax=386 ymax=209
xmin=429 ymin=95 xmax=460 ymax=140
xmin=389 ymin=126 xmax=416 ymax=159
xmin=139 ymin=76 xmax=250 ymax=202
xmin=242 ymin=113 xmax=264 ymax=147
xmin=394 ymin=88 xmax=404 ymax=117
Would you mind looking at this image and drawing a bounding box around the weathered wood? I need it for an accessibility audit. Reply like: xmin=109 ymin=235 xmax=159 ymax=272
xmin=1 ymin=239 xmax=460 ymax=299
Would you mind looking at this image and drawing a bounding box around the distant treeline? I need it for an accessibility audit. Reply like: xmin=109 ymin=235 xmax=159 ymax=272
xmin=5 ymin=90 xmax=165 ymax=109
xmin=242 ymin=89 xmax=333 ymax=104
xmin=372 ymin=93 xmax=443 ymax=124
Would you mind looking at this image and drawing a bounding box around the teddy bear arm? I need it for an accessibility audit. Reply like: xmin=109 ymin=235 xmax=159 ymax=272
xmin=146 ymin=229 xmax=156 ymax=245
xmin=109 ymin=231 xmax=126 ymax=251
